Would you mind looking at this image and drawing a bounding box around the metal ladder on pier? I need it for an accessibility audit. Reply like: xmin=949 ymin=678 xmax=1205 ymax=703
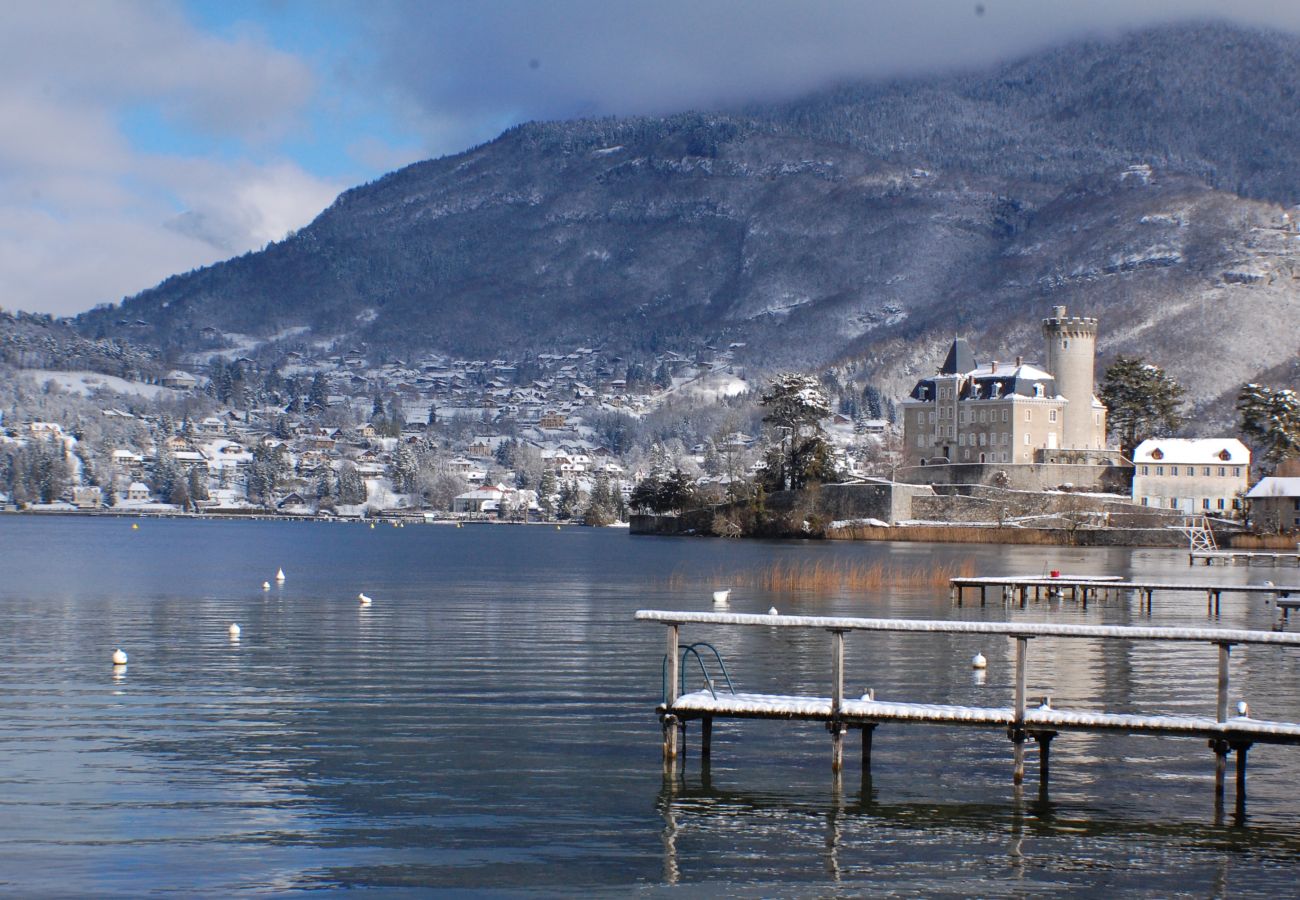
xmin=1183 ymin=515 xmax=1218 ymax=553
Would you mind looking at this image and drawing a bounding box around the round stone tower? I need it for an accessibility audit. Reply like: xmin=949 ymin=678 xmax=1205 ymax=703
xmin=1042 ymin=305 xmax=1100 ymax=450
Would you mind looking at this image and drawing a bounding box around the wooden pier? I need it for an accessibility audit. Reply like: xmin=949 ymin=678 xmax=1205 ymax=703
xmin=948 ymin=575 xmax=1298 ymax=614
xmin=1191 ymin=550 xmax=1300 ymax=567
xmin=638 ymin=610 xmax=1300 ymax=804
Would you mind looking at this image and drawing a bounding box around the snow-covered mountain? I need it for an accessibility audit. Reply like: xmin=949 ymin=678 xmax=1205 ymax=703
xmin=74 ymin=22 xmax=1300 ymax=424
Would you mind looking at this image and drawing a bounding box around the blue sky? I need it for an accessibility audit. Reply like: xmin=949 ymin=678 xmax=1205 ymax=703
xmin=3 ymin=0 xmax=1299 ymax=318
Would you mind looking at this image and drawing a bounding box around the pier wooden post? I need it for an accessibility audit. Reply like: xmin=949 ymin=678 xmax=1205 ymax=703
xmin=664 ymin=624 xmax=680 ymax=762
xmin=1012 ymin=636 xmax=1029 ymax=785
xmin=1234 ymin=741 xmax=1250 ymax=800
xmin=1034 ymin=731 xmax=1056 ymax=790
xmin=701 ymin=716 xmax=712 ymax=762
xmin=830 ymin=629 xmax=845 ymax=772
xmin=1215 ymin=642 xmax=1232 ymax=724
xmin=1212 ymin=641 xmax=1233 ymax=795
xmin=862 ymin=724 xmax=876 ymax=775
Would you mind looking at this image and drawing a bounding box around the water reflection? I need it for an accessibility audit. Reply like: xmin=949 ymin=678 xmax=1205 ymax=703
xmin=2 ymin=518 xmax=1299 ymax=892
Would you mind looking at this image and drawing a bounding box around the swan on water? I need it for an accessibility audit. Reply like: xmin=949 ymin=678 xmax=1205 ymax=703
xmin=712 ymin=589 xmax=731 ymax=605
xmin=768 ymin=606 xmax=779 ymax=616
xmin=111 ymin=649 xmax=128 ymax=665
xmin=1237 ymin=700 xmax=1250 ymax=717
xmin=228 ymin=623 xmax=241 ymax=637
xmin=972 ymin=652 xmax=988 ymax=670
xmin=358 ymin=592 xmax=373 ymax=606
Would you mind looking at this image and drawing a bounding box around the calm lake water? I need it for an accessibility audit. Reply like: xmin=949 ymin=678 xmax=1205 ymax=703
xmin=1 ymin=516 xmax=1298 ymax=895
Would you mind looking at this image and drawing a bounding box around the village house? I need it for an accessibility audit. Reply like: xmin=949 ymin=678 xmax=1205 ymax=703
xmin=161 ymin=370 xmax=198 ymax=390
xmin=1131 ymin=439 xmax=1250 ymax=514
xmin=1245 ymin=471 xmax=1300 ymax=532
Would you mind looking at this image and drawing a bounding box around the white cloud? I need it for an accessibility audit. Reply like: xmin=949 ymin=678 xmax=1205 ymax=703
xmin=0 ymin=1 xmax=335 ymax=316
xmin=369 ymin=0 xmax=1300 ymax=156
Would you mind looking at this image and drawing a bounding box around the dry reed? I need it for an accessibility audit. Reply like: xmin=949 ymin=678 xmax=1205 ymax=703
xmin=1229 ymin=533 xmax=1300 ymax=550
xmin=825 ymin=523 xmax=1069 ymax=545
xmin=666 ymin=558 xmax=976 ymax=593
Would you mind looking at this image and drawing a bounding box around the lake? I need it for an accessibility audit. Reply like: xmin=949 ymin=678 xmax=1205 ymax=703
xmin=1 ymin=516 xmax=1297 ymax=895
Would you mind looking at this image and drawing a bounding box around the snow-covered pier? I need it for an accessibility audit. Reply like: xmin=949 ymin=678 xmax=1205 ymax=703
xmin=1191 ymin=549 xmax=1300 ymax=567
xmin=948 ymin=575 xmax=1298 ymax=614
xmin=637 ymin=610 xmax=1300 ymax=802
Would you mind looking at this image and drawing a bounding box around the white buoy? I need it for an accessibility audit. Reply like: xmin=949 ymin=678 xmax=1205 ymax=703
xmin=712 ymin=589 xmax=731 ymax=605
xmin=768 ymin=606 xmax=779 ymax=616
xmin=1237 ymin=700 xmax=1250 ymax=717
xmin=358 ymin=592 xmax=372 ymax=606
xmin=262 ymin=581 xmax=270 ymax=591
xmin=972 ymin=652 xmax=988 ymax=670
xmin=111 ymin=648 xmax=128 ymax=665
xmin=275 ymin=568 xmax=286 ymax=582
xmin=228 ymin=623 xmax=241 ymax=637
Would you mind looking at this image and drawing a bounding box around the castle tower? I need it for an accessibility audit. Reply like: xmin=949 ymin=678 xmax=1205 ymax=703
xmin=1042 ymin=305 xmax=1100 ymax=450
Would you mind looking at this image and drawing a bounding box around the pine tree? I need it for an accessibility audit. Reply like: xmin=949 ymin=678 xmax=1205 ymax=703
xmin=1238 ymin=384 xmax=1300 ymax=468
xmin=1098 ymin=357 xmax=1186 ymax=459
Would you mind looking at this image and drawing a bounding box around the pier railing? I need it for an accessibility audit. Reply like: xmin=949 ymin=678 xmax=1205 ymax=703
xmin=637 ymin=610 xmax=1300 ymax=800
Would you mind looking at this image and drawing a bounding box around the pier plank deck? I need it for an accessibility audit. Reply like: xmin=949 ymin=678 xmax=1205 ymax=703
xmin=948 ymin=575 xmax=1300 ymax=613
xmin=666 ymin=690 xmax=1300 ymax=743
xmin=1191 ymin=550 xmax=1300 ymax=567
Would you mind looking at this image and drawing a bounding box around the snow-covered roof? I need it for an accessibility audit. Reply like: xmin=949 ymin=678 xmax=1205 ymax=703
xmin=1246 ymin=477 xmax=1300 ymax=499
xmin=1133 ymin=438 xmax=1250 ymax=465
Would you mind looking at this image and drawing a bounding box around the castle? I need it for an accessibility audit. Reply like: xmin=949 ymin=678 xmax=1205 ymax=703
xmin=898 ymin=306 xmax=1114 ymax=487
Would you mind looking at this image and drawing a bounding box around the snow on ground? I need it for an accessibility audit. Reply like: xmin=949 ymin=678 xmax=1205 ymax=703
xmin=668 ymin=370 xmax=749 ymax=402
xmin=17 ymin=370 xmax=180 ymax=400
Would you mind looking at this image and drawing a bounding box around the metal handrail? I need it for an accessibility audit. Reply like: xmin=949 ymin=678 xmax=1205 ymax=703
xmin=662 ymin=641 xmax=736 ymax=703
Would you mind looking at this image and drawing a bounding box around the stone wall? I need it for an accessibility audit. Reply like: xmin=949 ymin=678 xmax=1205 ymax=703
xmin=816 ymin=481 xmax=935 ymax=524
xmin=896 ymin=461 xmax=1133 ymax=494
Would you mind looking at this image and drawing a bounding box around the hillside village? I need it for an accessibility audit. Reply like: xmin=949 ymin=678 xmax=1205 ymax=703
xmin=3 ymin=303 xmax=1296 ymax=537
xmin=0 ymin=333 xmax=891 ymax=521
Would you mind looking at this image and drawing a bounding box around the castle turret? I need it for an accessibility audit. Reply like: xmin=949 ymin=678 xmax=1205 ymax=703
xmin=1042 ymin=305 xmax=1101 ymax=450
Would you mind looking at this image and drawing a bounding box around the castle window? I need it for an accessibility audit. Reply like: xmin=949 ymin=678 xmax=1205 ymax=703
xmin=1063 ymin=340 xmax=1069 ymax=349
xmin=1141 ymin=466 xmax=1149 ymax=475
xmin=1002 ymin=409 xmax=1008 ymax=422
xmin=1170 ymin=466 xmax=1178 ymax=476
xmin=1233 ymin=467 xmax=1242 ymax=477
xmin=1025 ymin=410 xmax=1032 ymax=422
xmin=1023 ymin=434 xmax=1030 ymax=445
xmin=1203 ymin=467 xmax=1211 ymax=476
xmin=1218 ymin=466 xmax=1226 ymax=477
xmin=1156 ymin=466 xmax=1164 ymax=476
xmin=1048 ymin=410 xmax=1057 ymax=423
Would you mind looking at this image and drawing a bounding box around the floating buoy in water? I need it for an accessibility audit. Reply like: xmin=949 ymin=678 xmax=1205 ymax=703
xmin=112 ymin=648 xmax=128 ymax=666
xmin=370 ymin=523 xmax=375 ymax=529
xmin=972 ymin=652 xmax=987 ymax=669
xmin=228 ymin=623 xmax=241 ymax=637
xmin=275 ymin=568 xmax=286 ymax=583
xmin=768 ymin=606 xmax=779 ymax=616
xmin=1237 ymin=700 xmax=1250 ymax=717
xmin=358 ymin=592 xmax=372 ymax=606
xmin=556 ymin=525 xmax=561 ymax=531
xmin=262 ymin=581 xmax=270 ymax=591
xmin=131 ymin=523 xmax=138 ymax=530
xmin=712 ymin=589 xmax=731 ymax=606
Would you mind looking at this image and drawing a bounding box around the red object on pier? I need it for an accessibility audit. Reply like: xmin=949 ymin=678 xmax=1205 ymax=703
xmin=1050 ymin=570 xmax=1060 ymax=578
